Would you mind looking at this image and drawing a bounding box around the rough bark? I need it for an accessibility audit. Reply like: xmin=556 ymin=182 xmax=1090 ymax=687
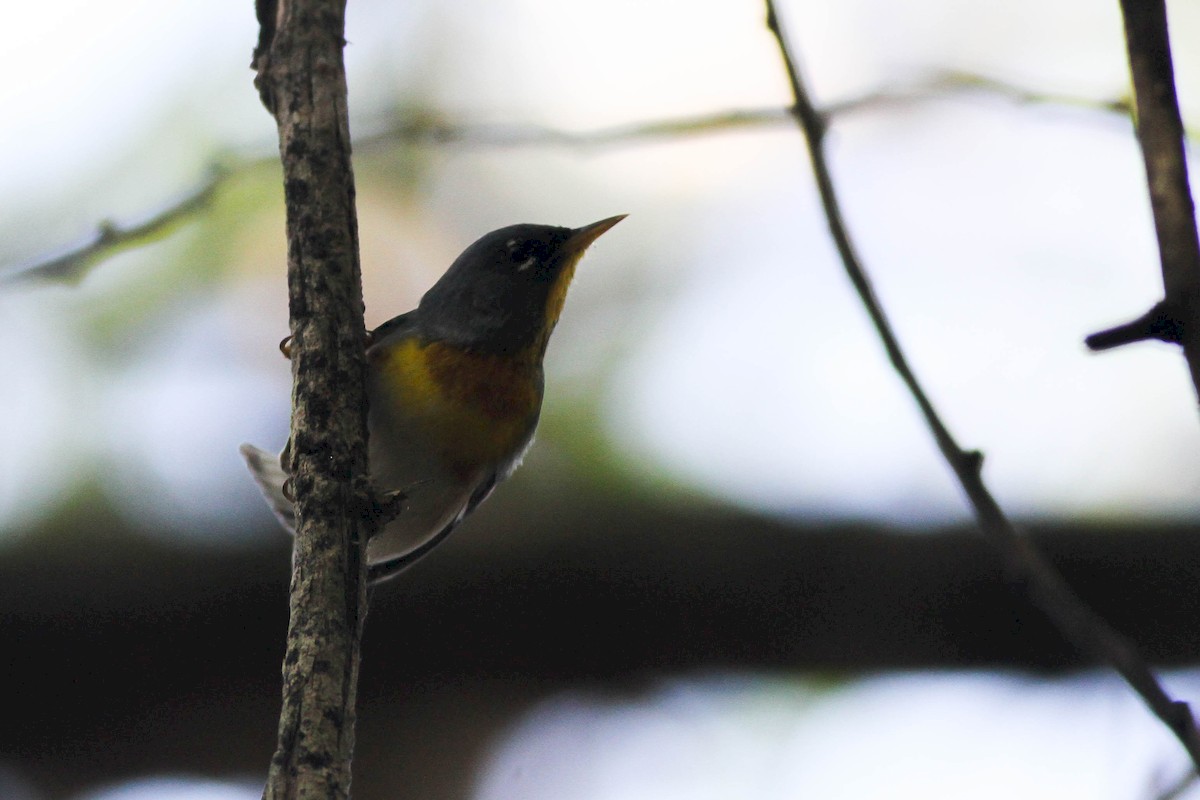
xmin=252 ymin=1 xmax=372 ymax=797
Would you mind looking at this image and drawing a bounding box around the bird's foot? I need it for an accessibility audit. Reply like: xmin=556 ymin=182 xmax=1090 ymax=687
xmin=361 ymin=486 xmax=406 ymax=531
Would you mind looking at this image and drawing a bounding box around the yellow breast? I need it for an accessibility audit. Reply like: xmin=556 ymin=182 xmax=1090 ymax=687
xmin=371 ymin=337 xmax=542 ymax=475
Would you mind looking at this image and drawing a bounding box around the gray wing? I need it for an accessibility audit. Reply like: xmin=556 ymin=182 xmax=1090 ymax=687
xmin=367 ymin=470 xmax=500 ymax=586
xmin=239 ymin=443 xmax=296 ymax=534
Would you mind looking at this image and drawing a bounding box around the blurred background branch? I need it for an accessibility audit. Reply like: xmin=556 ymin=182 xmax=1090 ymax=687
xmin=5 ymin=501 xmax=1200 ymax=799
xmin=1 ymin=171 xmax=225 ymax=285
xmin=3 ymin=69 xmax=1148 ymax=287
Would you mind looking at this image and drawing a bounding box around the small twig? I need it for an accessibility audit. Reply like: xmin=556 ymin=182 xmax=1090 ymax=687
xmin=1086 ymin=0 xmax=1200 ymax=404
xmin=764 ymin=0 xmax=1200 ymax=771
xmin=1085 ymin=300 xmax=1183 ymax=351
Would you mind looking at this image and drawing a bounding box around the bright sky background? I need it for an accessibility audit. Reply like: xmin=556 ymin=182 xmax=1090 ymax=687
xmin=476 ymin=671 xmax=1200 ymax=800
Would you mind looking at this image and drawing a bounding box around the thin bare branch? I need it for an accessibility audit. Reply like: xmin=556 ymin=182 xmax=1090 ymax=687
xmin=764 ymin=0 xmax=1200 ymax=770
xmin=1086 ymin=0 xmax=1200 ymax=405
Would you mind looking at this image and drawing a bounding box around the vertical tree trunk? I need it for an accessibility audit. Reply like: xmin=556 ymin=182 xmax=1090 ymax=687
xmin=252 ymin=1 xmax=372 ymax=797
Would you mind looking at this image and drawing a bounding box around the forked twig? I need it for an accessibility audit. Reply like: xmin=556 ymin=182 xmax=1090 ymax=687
xmin=1085 ymin=0 xmax=1200 ymax=407
xmin=764 ymin=0 xmax=1200 ymax=770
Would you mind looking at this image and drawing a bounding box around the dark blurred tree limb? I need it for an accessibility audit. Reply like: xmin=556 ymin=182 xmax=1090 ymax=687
xmin=1085 ymin=0 xmax=1200 ymax=407
xmin=252 ymin=0 xmax=373 ymax=798
xmin=9 ymin=509 xmax=1200 ymax=799
xmin=4 ymin=71 xmax=1146 ymax=286
xmin=764 ymin=0 xmax=1200 ymax=771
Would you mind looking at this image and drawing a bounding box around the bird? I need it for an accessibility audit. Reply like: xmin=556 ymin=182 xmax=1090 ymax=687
xmin=240 ymin=215 xmax=625 ymax=585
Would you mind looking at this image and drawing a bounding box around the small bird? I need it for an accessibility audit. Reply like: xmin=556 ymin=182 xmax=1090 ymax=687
xmin=241 ymin=215 xmax=625 ymax=585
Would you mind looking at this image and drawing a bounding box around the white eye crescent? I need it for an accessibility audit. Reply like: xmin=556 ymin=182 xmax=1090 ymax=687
xmin=516 ymin=257 xmax=536 ymax=272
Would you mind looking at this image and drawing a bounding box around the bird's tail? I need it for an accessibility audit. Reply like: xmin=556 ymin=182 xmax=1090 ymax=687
xmin=239 ymin=443 xmax=296 ymax=534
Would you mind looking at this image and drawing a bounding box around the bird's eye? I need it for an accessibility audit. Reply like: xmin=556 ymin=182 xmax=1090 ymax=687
xmin=506 ymin=239 xmax=542 ymax=272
